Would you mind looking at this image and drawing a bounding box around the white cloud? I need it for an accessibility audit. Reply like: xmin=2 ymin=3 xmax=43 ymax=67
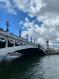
xmin=19 ymin=17 xmax=46 ymax=44
xmin=14 ymin=0 xmax=59 ymax=16
xmin=14 ymin=0 xmax=45 ymax=16
xmin=19 ymin=16 xmax=59 ymax=46
xmin=16 ymin=0 xmax=59 ymax=46
xmin=0 ymin=0 xmax=17 ymax=14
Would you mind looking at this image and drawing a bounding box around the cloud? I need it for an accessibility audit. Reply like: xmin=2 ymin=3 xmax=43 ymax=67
xmin=14 ymin=0 xmax=45 ymax=16
xmin=41 ymin=0 xmax=59 ymax=15
xmin=0 ymin=0 xmax=17 ymax=15
xmin=14 ymin=0 xmax=59 ymax=16
xmin=19 ymin=16 xmax=59 ymax=46
xmin=19 ymin=17 xmax=45 ymax=45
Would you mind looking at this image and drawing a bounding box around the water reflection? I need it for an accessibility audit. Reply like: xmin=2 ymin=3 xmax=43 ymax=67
xmin=0 ymin=56 xmax=42 ymax=79
xmin=0 ymin=55 xmax=59 ymax=79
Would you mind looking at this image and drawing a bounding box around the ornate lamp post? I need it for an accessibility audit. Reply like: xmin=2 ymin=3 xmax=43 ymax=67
xmin=19 ymin=29 xmax=21 ymax=37
xmin=26 ymin=33 xmax=28 ymax=41
xmin=5 ymin=20 xmax=10 ymax=48
xmin=31 ymin=37 xmax=32 ymax=43
xmin=46 ymin=39 xmax=49 ymax=49
xmin=34 ymin=39 xmax=35 ymax=44
xmin=6 ymin=20 xmax=10 ymax=32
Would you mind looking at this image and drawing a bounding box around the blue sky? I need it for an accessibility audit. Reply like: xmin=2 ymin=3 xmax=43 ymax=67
xmin=0 ymin=0 xmax=59 ymax=46
xmin=0 ymin=9 xmax=29 ymax=35
xmin=0 ymin=7 xmax=42 ymax=36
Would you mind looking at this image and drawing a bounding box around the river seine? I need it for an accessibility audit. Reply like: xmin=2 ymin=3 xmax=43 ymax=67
xmin=0 ymin=55 xmax=59 ymax=79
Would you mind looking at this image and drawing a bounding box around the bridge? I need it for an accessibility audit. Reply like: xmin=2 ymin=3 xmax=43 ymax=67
xmin=0 ymin=28 xmax=45 ymax=56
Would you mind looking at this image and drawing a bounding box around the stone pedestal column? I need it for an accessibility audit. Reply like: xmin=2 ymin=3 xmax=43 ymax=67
xmin=14 ymin=41 xmax=15 ymax=47
xmin=5 ymin=37 xmax=8 ymax=48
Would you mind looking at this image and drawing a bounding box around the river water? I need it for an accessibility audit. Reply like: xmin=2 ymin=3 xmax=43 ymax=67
xmin=0 ymin=55 xmax=59 ymax=79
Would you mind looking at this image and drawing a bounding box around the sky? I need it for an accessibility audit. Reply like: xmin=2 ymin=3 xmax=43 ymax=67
xmin=0 ymin=0 xmax=59 ymax=46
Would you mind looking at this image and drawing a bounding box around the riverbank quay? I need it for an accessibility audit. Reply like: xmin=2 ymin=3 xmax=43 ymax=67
xmin=45 ymin=48 xmax=59 ymax=55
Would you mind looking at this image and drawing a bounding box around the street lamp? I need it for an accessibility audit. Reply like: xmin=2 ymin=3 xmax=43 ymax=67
xmin=19 ymin=29 xmax=21 ymax=37
xmin=34 ymin=39 xmax=35 ymax=44
xmin=31 ymin=37 xmax=32 ymax=43
xmin=26 ymin=33 xmax=28 ymax=41
xmin=46 ymin=39 xmax=49 ymax=49
xmin=6 ymin=20 xmax=10 ymax=32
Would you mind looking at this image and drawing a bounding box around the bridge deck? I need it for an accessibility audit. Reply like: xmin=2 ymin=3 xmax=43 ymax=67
xmin=0 ymin=46 xmax=37 ymax=55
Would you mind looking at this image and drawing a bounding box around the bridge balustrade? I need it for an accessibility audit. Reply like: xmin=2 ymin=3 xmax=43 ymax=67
xmin=0 ymin=31 xmax=38 ymax=49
